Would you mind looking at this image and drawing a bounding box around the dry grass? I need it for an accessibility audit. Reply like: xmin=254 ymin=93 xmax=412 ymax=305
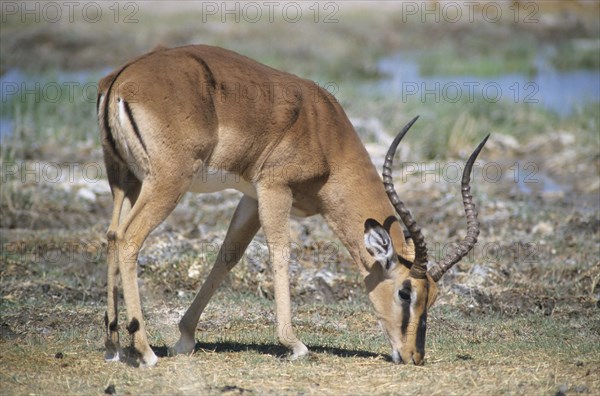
xmin=1 ymin=294 xmax=598 ymax=395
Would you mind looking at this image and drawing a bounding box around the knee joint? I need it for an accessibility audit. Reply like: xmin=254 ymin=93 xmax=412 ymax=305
xmin=107 ymin=229 xmax=126 ymax=243
xmin=107 ymin=231 xmax=117 ymax=242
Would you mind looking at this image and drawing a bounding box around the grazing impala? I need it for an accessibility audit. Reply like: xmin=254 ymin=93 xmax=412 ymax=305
xmin=98 ymin=45 xmax=488 ymax=367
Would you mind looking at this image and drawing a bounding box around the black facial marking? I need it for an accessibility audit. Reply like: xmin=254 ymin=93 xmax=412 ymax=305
xmin=415 ymin=281 xmax=430 ymax=356
xmin=415 ymin=310 xmax=427 ymax=357
xmin=398 ymin=288 xmax=411 ymax=301
xmin=400 ymin=280 xmax=412 ymax=337
xmin=127 ymin=318 xmax=140 ymax=334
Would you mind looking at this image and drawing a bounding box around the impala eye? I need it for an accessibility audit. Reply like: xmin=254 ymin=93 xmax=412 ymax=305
xmin=398 ymin=289 xmax=411 ymax=302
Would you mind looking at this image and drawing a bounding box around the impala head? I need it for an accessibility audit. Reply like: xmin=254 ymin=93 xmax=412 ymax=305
xmin=364 ymin=116 xmax=489 ymax=365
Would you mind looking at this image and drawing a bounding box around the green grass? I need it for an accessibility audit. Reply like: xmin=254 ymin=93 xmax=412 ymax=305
xmin=417 ymin=37 xmax=539 ymax=77
xmin=0 ymin=70 xmax=100 ymax=162
xmin=551 ymin=39 xmax=600 ymax=71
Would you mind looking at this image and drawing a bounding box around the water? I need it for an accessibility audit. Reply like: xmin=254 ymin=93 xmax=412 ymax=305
xmin=516 ymin=171 xmax=566 ymax=196
xmin=0 ymin=118 xmax=13 ymax=141
xmin=0 ymin=68 xmax=104 ymax=141
xmin=1 ymin=54 xmax=598 ymax=141
xmin=375 ymin=53 xmax=599 ymax=116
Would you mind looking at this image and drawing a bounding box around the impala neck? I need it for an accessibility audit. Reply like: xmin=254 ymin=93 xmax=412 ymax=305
xmin=318 ymin=140 xmax=412 ymax=277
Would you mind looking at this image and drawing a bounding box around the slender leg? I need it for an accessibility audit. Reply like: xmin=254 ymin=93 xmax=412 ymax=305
xmin=174 ymin=195 xmax=260 ymax=355
xmin=104 ymin=163 xmax=141 ymax=362
xmin=105 ymin=187 xmax=124 ymax=361
xmin=113 ymin=178 xmax=188 ymax=367
xmin=257 ymin=184 xmax=308 ymax=358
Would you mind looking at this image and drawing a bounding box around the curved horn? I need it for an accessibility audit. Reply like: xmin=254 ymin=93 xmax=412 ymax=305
xmin=428 ymin=134 xmax=490 ymax=282
xmin=382 ymin=116 xmax=429 ymax=279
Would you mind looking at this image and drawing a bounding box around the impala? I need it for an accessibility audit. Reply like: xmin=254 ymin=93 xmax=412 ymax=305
xmin=97 ymin=45 xmax=488 ymax=367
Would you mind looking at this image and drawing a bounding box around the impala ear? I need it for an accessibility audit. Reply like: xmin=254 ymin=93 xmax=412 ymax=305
xmin=364 ymin=219 xmax=396 ymax=272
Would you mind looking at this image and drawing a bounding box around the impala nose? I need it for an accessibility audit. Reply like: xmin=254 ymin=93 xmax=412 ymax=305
xmin=392 ymin=349 xmax=424 ymax=365
xmin=412 ymin=351 xmax=424 ymax=365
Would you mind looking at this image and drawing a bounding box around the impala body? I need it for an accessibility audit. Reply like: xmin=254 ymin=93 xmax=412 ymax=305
xmin=98 ymin=45 xmax=487 ymax=367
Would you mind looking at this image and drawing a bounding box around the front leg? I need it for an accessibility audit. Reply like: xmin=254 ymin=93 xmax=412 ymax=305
xmin=173 ymin=195 xmax=261 ymax=355
xmin=257 ymin=184 xmax=309 ymax=359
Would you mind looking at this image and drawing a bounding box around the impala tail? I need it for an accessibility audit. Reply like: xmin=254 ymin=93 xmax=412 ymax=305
xmin=98 ymin=69 xmax=152 ymax=182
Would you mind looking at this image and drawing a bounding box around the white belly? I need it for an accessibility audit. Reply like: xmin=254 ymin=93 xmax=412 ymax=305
xmin=189 ymin=165 xmax=257 ymax=197
xmin=188 ymin=165 xmax=309 ymax=217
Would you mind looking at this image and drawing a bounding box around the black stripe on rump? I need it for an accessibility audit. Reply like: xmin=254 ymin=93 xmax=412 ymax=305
xmin=122 ymin=100 xmax=148 ymax=154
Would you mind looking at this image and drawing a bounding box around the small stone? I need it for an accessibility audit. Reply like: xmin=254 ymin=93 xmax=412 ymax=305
xmin=187 ymin=262 xmax=202 ymax=279
xmin=532 ymin=221 xmax=553 ymax=236
xmin=488 ymin=133 xmax=519 ymax=152
xmin=76 ymin=187 xmax=97 ymax=202
xmin=54 ymin=352 xmax=64 ymax=359
xmin=104 ymin=384 xmax=116 ymax=394
xmin=471 ymin=265 xmax=488 ymax=278
xmin=555 ymin=383 xmax=568 ymax=396
xmin=456 ymin=354 xmax=473 ymax=360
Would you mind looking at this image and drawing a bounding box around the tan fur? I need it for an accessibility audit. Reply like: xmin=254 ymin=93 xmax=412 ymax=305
xmin=98 ymin=45 xmax=434 ymax=366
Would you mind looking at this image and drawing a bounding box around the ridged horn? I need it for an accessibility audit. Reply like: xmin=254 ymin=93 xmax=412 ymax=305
xmin=382 ymin=116 xmax=428 ymax=279
xmin=428 ymin=134 xmax=489 ymax=282
xmin=382 ymin=117 xmax=489 ymax=282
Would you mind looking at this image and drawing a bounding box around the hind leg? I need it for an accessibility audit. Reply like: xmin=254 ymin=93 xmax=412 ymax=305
xmin=110 ymin=173 xmax=191 ymax=367
xmin=104 ymin=160 xmax=141 ymax=362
